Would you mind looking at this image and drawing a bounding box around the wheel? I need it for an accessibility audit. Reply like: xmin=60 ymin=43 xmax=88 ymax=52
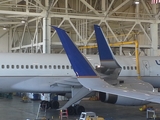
xmin=67 ymin=106 xmax=75 ymax=115
xmin=40 ymin=100 xmax=46 ymax=109
xmin=51 ymin=101 xmax=59 ymax=109
xmin=40 ymin=101 xmax=50 ymax=109
xmin=75 ymin=105 xmax=85 ymax=115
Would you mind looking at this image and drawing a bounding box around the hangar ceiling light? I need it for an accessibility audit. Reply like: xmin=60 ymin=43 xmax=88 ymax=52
xmin=134 ymin=0 xmax=140 ymax=4
xmin=3 ymin=27 xmax=7 ymax=30
xmin=21 ymin=20 xmax=25 ymax=23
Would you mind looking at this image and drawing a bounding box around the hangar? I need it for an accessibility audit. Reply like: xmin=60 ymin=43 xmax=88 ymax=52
xmin=0 ymin=0 xmax=160 ymax=120
xmin=0 ymin=0 xmax=158 ymax=55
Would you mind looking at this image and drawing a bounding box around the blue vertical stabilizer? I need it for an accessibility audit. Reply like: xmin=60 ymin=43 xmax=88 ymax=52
xmin=94 ymin=25 xmax=121 ymax=68
xmin=52 ymin=26 xmax=97 ymax=77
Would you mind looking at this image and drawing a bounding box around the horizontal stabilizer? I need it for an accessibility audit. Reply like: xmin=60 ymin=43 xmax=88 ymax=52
xmin=94 ymin=25 xmax=121 ymax=68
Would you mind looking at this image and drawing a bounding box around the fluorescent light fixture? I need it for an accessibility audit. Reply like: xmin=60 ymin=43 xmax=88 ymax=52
xmin=135 ymin=1 xmax=139 ymax=4
xmin=21 ymin=20 xmax=25 ymax=23
xmin=3 ymin=27 xmax=7 ymax=30
xmin=134 ymin=0 xmax=139 ymax=4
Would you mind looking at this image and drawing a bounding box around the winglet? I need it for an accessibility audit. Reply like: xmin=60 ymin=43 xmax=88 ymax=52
xmin=52 ymin=26 xmax=97 ymax=77
xmin=94 ymin=25 xmax=121 ymax=68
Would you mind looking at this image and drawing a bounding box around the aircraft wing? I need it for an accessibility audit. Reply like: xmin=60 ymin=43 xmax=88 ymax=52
xmin=52 ymin=26 xmax=160 ymax=109
xmin=50 ymin=78 xmax=81 ymax=87
xmin=78 ymin=77 xmax=160 ymax=103
xmin=94 ymin=25 xmax=121 ymax=79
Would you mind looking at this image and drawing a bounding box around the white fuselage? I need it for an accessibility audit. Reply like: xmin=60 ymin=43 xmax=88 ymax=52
xmin=0 ymin=53 xmax=160 ymax=93
xmin=0 ymin=53 xmax=100 ymax=92
xmin=115 ymin=56 xmax=160 ymax=87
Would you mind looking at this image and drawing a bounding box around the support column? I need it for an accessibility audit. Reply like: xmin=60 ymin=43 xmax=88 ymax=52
xmin=101 ymin=0 xmax=105 ymax=11
xmin=9 ymin=28 xmax=12 ymax=52
xmin=119 ymin=46 xmax=122 ymax=55
xmin=150 ymin=23 xmax=158 ymax=56
xmin=135 ymin=0 xmax=139 ymax=18
xmin=43 ymin=17 xmax=51 ymax=53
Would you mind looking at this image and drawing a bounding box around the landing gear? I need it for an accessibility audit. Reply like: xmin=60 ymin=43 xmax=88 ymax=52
xmin=67 ymin=106 xmax=75 ymax=115
xmin=40 ymin=100 xmax=59 ymax=109
xmin=40 ymin=101 xmax=50 ymax=109
xmin=51 ymin=101 xmax=59 ymax=109
xmin=75 ymin=105 xmax=85 ymax=115
xmin=67 ymin=105 xmax=85 ymax=115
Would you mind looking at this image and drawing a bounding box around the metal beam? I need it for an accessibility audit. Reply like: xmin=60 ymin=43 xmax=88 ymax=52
xmin=123 ymin=22 xmax=137 ymax=42
xmin=34 ymin=0 xmax=45 ymax=10
xmin=0 ymin=10 xmax=43 ymax=16
xmin=87 ymin=21 xmax=102 ymax=43
xmin=141 ymin=0 xmax=152 ymax=18
xmin=104 ymin=0 xmax=115 ymax=16
xmin=50 ymin=14 xmax=154 ymax=23
xmin=80 ymin=0 xmax=100 ymax=15
xmin=139 ymin=23 xmax=151 ymax=42
xmin=68 ymin=19 xmax=83 ymax=40
xmin=0 ymin=0 xmax=13 ymax=4
xmin=0 ymin=22 xmax=19 ymax=24
xmin=108 ymin=0 xmax=130 ymax=16
xmin=105 ymin=21 xmax=119 ymax=42
xmin=51 ymin=19 xmax=65 ymax=38
xmin=20 ymin=23 xmax=27 ymax=49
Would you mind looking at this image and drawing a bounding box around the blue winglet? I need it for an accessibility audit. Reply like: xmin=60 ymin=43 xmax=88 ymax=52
xmin=52 ymin=26 xmax=97 ymax=77
xmin=94 ymin=25 xmax=115 ymax=61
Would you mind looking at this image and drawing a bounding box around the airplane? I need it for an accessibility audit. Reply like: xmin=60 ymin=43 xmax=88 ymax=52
xmin=52 ymin=26 xmax=160 ymax=114
xmin=94 ymin=25 xmax=160 ymax=88
xmin=0 ymin=25 xmax=159 ymax=115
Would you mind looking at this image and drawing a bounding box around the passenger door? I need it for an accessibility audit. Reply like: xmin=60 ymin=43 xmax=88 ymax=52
xmin=142 ymin=60 xmax=150 ymax=76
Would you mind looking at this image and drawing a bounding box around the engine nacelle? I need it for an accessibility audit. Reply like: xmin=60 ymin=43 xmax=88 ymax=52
xmin=99 ymin=80 xmax=154 ymax=106
xmin=99 ymin=92 xmax=149 ymax=105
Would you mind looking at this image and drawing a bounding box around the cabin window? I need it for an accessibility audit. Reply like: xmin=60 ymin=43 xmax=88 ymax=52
xmin=1 ymin=65 xmax=4 ymax=69
xmin=66 ymin=65 xmax=69 ymax=69
xmin=58 ymin=65 xmax=60 ymax=69
xmin=26 ymin=65 xmax=29 ymax=69
xmin=49 ymin=65 xmax=52 ymax=69
xmin=44 ymin=65 xmax=47 ymax=69
xmin=135 ymin=66 xmax=137 ymax=70
xmin=40 ymin=65 xmax=43 ymax=69
xmin=35 ymin=65 xmax=38 ymax=69
xmin=16 ymin=65 xmax=19 ymax=69
xmin=11 ymin=65 xmax=14 ymax=69
xmin=127 ymin=66 xmax=129 ymax=70
xmin=21 ymin=65 xmax=24 ymax=69
xmin=53 ymin=65 xmax=56 ymax=69
xmin=62 ymin=65 xmax=65 ymax=69
xmin=30 ymin=65 xmax=33 ymax=69
xmin=131 ymin=66 xmax=133 ymax=70
xmin=6 ymin=65 xmax=9 ymax=69
xmin=123 ymin=66 xmax=126 ymax=70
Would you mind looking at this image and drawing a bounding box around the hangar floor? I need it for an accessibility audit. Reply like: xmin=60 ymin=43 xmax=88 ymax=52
xmin=0 ymin=96 xmax=159 ymax=120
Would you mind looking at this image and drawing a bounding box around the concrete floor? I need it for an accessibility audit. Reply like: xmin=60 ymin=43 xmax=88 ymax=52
xmin=0 ymin=96 xmax=160 ymax=120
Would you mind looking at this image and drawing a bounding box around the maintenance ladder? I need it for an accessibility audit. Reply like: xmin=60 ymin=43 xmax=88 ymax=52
xmin=36 ymin=102 xmax=47 ymax=120
xmin=59 ymin=109 xmax=68 ymax=120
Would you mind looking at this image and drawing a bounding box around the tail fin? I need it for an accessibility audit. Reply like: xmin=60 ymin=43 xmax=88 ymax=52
xmin=94 ymin=25 xmax=120 ymax=68
xmin=52 ymin=26 xmax=97 ymax=77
